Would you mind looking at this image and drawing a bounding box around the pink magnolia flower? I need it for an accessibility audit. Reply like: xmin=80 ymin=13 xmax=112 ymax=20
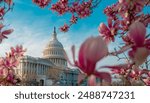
xmin=0 ymin=25 xmax=13 ymax=43
xmin=0 ymin=45 xmax=26 ymax=85
xmin=104 ymin=3 xmax=118 ymax=20
xmin=87 ymin=75 xmax=97 ymax=86
xmin=75 ymin=1 xmax=91 ymax=18
xmin=65 ymin=36 xmax=112 ymax=84
xmin=112 ymin=21 xmax=150 ymax=66
xmin=69 ymin=1 xmax=92 ymax=18
xmin=128 ymin=21 xmax=150 ymax=66
xmin=10 ymin=45 xmax=25 ymax=57
xmin=33 ymin=0 xmax=51 ymax=8
xmin=51 ymin=0 xmax=69 ymax=15
xmin=98 ymin=18 xmax=119 ymax=43
xmin=70 ymin=15 xmax=78 ymax=24
xmin=129 ymin=69 xmax=142 ymax=80
xmin=60 ymin=24 xmax=69 ymax=32
xmin=118 ymin=0 xmax=147 ymax=15
xmin=3 ymin=45 xmax=26 ymax=68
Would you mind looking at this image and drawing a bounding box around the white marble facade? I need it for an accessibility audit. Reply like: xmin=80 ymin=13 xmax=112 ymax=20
xmin=16 ymin=27 xmax=67 ymax=86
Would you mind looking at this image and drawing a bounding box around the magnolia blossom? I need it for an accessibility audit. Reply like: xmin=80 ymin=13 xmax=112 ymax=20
xmin=73 ymin=1 xmax=91 ymax=18
xmin=104 ymin=3 xmax=118 ymax=20
xmin=0 ymin=23 xmax=13 ymax=43
xmin=32 ymin=0 xmax=150 ymax=86
xmin=70 ymin=15 xmax=78 ymax=24
xmin=51 ymin=0 xmax=69 ymax=15
xmin=111 ymin=21 xmax=150 ymax=66
xmin=98 ymin=18 xmax=119 ymax=43
xmin=118 ymin=0 xmax=145 ymax=13
xmin=65 ymin=36 xmax=112 ymax=85
xmin=32 ymin=0 xmax=51 ymax=8
xmin=128 ymin=21 xmax=150 ymax=66
xmin=60 ymin=24 xmax=69 ymax=32
xmin=0 ymin=45 xmax=26 ymax=85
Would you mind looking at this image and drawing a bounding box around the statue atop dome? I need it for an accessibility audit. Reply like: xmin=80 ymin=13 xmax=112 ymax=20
xmin=52 ymin=27 xmax=57 ymax=40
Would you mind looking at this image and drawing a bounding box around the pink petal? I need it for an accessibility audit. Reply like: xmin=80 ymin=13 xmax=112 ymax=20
xmin=2 ymin=29 xmax=13 ymax=35
xmin=88 ymin=75 xmax=96 ymax=86
xmin=86 ymin=36 xmax=108 ymax=63
xmin=129 ymin=21 xmax=146 ymax=46
xmin=78 ymin=36 xmax=108 ymax=74
xmin=78 ymin=37 xmax=91 ymax=72
xmin=132 ymin=47 xmax=149 ymax=66
xmin=98 ymin=23 xmax=109 ymax=34
xmin=77 ymin=73 xmax=86 ymax=85
xmin=108 ymin=18 xmax=112 ymax=28
xmin=94 ymin=71 xmax=111 ymax=83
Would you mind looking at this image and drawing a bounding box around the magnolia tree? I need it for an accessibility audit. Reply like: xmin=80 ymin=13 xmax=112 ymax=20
xmin=0 ymin=0 xmax=150 ymax=86
xmin=0 ymin=0 xmax=25 ymax=85
xmin=32 ymin=0 xmax=150 ymax=86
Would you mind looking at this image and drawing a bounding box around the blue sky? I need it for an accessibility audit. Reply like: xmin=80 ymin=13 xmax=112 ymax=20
xmin=0 ymin=0 xmax=116 ymax=53
xmin=0 ymin=0 xmax=149 ymax=67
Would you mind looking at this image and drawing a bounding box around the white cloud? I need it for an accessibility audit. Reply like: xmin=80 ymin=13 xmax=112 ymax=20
xmin=0 ymin=24 xmax=48 ymax=57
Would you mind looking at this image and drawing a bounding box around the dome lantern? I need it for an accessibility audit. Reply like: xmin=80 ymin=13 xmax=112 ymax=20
xmin=52 ymin=27 xmax=57 ymax=40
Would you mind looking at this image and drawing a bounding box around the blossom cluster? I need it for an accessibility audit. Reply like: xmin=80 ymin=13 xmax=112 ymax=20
xmin=99 ymin=0 xmax=150 ymax=43
xmin=0 ymin=46 xmax=26 ymax=85
xmin=33 ymin=0 xmax=150 ymax=86
xmin=33 ymin=0 xmax=102 ymax=32
xmin=32 ymin=0 xmax=51 ymax=8
xmin=32 ymin=0 xmax=150 ymax=86
xmin=0 ymin=0 xmax=13 ymax=20
xmin=65 ymin=0 xmax=150 ymax=86
xmin=50 ymin=0 xmax=92 ymax=32
xmin=0 ymin=0 xmax=26 ymax=86
xmin=97 ymin=0 xmax=150 ymax=86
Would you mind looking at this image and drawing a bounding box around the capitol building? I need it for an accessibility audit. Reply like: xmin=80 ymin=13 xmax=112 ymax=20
xmin=15 ymin=27 xmax=83 ymax=86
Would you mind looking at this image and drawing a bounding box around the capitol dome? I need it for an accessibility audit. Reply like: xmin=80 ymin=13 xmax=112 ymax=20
xmin=47 ymin=37 xmax=63 ymax=48
xmin=43 ymin=27 xmax=67 ymax=68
